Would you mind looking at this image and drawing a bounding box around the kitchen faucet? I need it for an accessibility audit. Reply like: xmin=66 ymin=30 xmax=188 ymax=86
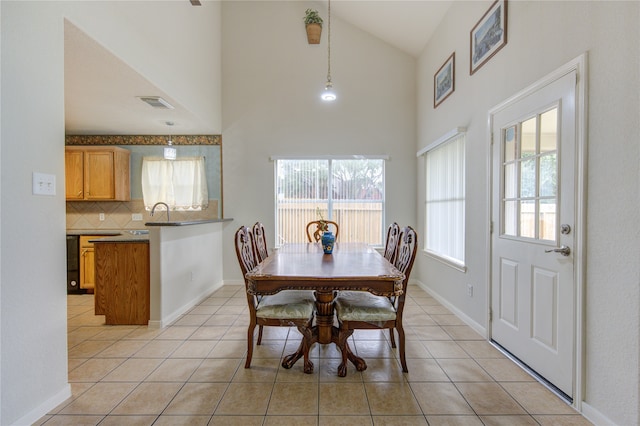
xmin=150 ymin=202 xmax=171 ymax=221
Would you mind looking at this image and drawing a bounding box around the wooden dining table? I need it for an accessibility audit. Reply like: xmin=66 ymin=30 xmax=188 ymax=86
xmin=245 ymin=242 xmax=405 ymax=376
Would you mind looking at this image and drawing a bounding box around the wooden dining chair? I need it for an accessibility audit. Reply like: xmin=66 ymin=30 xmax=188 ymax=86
xmin=306 ymin=220 xmax=339 ymax=242
xmin=234 ymin=226 xmax=316 ymax=369
xmin=252 ymin=222 xmax=269 ymax=263
xmin=383 ymin=222 xmax=401 ymax=263
xmin=334 ymin=226 xmax=418 ymax=373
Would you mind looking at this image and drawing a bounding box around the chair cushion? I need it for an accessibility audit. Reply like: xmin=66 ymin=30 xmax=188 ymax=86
xmin=256 ymin=290 xmax=315 ymax=320
xmin=334 ymin=291 xmax=397 ymax=322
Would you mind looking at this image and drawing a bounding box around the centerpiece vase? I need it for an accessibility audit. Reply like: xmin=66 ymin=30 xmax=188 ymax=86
xmin=321 ymin=231 xmax=335 ymax=254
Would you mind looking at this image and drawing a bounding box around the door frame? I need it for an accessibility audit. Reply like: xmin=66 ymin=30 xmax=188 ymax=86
xmin=486 ymin=53 xmax=588 ymax=409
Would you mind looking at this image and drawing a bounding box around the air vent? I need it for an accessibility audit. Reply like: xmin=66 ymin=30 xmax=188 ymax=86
xmin=138 ymin=96 xmax=174 ymax=110
xmin=190 ymin=0 xmax=202 ymax=5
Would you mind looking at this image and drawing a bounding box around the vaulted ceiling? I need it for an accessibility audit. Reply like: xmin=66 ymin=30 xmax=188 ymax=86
xmin=64 ymin=1 xmax=452 ymax=135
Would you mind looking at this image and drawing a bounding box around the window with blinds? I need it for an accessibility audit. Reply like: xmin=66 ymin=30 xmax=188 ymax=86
xmin=423 ymin=131 xmax=466 ymax=268
xmin=274 ymin=158 xmax=385 ymax=247
xmin=141 ymin=157 xmax=208 ymax=211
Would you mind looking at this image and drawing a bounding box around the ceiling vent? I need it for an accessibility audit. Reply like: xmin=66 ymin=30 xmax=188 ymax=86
xmin=138 ymin=96 xmax=174 ymax=110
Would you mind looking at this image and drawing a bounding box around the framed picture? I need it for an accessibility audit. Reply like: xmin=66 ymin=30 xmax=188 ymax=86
xmin=434 ymin=52 xmax=455 ymax=108
xmin=470 ymin=0 xmax=508 ymax=75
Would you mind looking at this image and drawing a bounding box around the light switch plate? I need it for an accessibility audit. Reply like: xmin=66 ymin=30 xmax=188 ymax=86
xmin=32 ymin=172 xmax=56 ymax=196
xmin=132 ymin=213 xmax=143 ymax=221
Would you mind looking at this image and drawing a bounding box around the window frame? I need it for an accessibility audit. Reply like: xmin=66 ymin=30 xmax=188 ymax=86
xmin=272 ymin=155 xmax=388 ymax=248
xmin=418 ymin=128 xmax=467 ymax=271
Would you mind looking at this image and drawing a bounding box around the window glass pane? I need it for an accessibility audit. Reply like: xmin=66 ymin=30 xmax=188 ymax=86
xmin=503 ymin=200 xmax=517 ymax=236
xmin=540 ymin=108 xmax=557 ymax=153
xmin=521 ymin=117 xmax=537 ymax=158
xmin=504 ymin=126 xmax=517 ymax=162
xmin=519 ymin=200 xmax=536 ymax=238
xmin=332 ymin=159 xmax=384 ymax=244
xmin=275 ymin=159 xmax=384 ymax=246
xmin=539 ymin=153 xmax=557 ymax=197
xmin=539 ymin=199 xmax=557 ymax=242
xmin=520 ymin=158 xmax=536 ymax=198
xmin=504 ymin=162 xmax=517 ymax=198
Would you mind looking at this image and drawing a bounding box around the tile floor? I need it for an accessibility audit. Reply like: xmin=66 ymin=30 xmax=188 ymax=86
xmin=35 ymin=285 xmax=593 ymax=425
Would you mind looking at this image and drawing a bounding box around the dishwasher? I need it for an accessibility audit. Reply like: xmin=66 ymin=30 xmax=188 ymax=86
xmin=66 ymin=235 xmax=83 ymax=294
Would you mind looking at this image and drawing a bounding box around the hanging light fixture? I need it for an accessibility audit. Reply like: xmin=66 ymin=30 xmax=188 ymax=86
xmin=164 ymin=121 xmax=177 ymax=160
xmin=321 ymin=0 xmax=336 ymax=101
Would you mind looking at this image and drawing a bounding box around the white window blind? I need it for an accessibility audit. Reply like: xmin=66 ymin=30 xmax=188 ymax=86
xmin=424 ymin=131 xmax=466 ymax=267
xmin=141 ymin=157 xmax=208 ymax=211
xmin=274 ymin=158 xmax=385 ymax=247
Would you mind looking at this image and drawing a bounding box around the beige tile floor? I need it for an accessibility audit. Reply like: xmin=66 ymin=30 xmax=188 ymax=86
xmin=35 ymin=285 xmax=593 ymax=425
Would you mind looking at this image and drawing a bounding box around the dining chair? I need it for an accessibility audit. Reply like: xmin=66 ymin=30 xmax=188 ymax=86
xmin=252 ymin=222 xmax=269 ymax=263
xmin=383 ymin=222 xmax=401 ymax=263
xmin=234 ymin=226 xmax=316 ymax=369
xmin=334 ymin=225 xmax=418 ymax=373
xmin=306 ymin=220 xmax=339 ymax=242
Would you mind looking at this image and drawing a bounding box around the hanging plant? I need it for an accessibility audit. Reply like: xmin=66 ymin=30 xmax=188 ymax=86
xmin=304 ymin=8 xmax=323 ymax=44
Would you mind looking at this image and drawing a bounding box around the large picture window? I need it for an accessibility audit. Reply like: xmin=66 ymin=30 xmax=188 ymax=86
xmin=423 ymin=130 xmax=466 ymax=268
xmin=274 ymin=157 xmax=385 ymax=247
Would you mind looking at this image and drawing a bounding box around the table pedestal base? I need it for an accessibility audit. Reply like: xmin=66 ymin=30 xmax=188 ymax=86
xmin=281 ymin=326 xmax=367 ymax=376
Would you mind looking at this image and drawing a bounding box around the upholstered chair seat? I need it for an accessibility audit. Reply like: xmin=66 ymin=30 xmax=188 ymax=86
xmin=256 ymin=290 xmax=316 ymax=320
xmin=334 ymin=291 xmax=396 ymax=322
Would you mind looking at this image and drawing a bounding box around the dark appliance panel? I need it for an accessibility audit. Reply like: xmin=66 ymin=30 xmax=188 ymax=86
xmin=66 ymin=235 xmax=83 ymax=294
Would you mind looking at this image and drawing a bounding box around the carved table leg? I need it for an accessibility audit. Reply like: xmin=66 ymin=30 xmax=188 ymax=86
xmin=333 ymin=327 xmax=368 ymax=377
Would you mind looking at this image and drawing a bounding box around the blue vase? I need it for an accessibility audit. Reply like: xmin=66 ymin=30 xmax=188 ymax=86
xmin=321 ymin=231 xmax=335 ymax=254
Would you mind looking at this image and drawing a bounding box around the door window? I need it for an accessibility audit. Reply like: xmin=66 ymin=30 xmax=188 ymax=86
xmin=501 ymin=106 xmax=558 ymax=242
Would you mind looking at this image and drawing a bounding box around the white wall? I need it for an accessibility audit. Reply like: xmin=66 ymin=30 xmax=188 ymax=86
xmin=220 ymin=1 xmax=417 ymax=281
xmin=0 ymin=2 xmax=221 ymax=424
xmin=416 ymin=1 xmax=640 ymax=425
xmin=149 ymin=222 xmax=225 ymax=328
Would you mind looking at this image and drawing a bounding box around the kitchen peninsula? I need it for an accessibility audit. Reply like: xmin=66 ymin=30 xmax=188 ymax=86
xmin=91 ymin=218 xmax=232 ymax=327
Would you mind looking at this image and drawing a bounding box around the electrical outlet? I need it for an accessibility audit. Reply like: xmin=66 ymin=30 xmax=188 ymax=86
xmin=467 ymin=284 xmax=473 ymax=297
xmin=99 ymin=213 xmax=105 ymax=221
xmin=190 ymin=271 xmax=195 ymax=282
xmin=132 ymin=213 xmax=143 ymax=221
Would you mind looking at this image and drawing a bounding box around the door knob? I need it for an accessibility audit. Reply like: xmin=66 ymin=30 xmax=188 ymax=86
xmin=545 ymin=245 xmax=571 ymax=256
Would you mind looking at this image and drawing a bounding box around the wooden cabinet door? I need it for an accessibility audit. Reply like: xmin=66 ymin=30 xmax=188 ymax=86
xmin=80 ymin=236 xmax=98 ymax=291
xmin=65 ymin=150 xmax=84 ymax=200
xmin=95 ymin=242 xmax=150 ymax=325
xmin=84 ymin=151 xmax=115 ymax=200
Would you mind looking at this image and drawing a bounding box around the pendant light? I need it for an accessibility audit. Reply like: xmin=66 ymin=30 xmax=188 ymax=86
xmin=321 ymin=0 xmax=336 ymax=101
xmin=164 ymin=121 xmax=177 ymax=160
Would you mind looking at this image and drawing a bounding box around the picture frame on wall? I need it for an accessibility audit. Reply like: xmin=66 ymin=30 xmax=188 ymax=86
xmin=470 ymin=0 xmax=508 ymax=75
xmin=434 ymin=52 xmax=455 ymax=108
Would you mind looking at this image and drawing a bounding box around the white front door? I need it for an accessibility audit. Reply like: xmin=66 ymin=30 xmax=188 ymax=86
xmin=490 ymin=70 xmax=577 ymax=399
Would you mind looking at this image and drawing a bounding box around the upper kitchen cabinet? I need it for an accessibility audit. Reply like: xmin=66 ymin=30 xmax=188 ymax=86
xmin=65 ymin=146 xmax=131 ymax=201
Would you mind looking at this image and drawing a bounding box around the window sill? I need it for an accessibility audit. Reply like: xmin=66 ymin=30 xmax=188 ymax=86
xmin=422 ymin=250 xmax=467 ymax=273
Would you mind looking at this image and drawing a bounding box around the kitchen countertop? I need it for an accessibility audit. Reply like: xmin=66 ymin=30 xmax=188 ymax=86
xmin=66 ymin=230 xmax=124 ymax=236
xmin=89 ymin=234 xmax=149 ymax=243
xmin=69 ymin=218 xmax=233 ymax=243
xmin=145 ymin=218 xmax=233 ymax=226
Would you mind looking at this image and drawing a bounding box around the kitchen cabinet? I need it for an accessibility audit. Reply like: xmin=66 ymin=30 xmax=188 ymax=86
xmin=94 ymin=241 xmax=150 ymax=325
xmin=79 ymin=235 xmax=100 ymax=291
xmin=65 ymin=146 xmax=130 ymax=201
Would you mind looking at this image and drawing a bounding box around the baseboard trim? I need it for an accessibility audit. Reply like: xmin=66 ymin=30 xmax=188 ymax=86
xmin=12 ymin=384 xmax=71 ymax=426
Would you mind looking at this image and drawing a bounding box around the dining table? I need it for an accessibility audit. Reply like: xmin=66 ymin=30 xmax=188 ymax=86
xmin=244 ymin=242 xmax=405 ymax=376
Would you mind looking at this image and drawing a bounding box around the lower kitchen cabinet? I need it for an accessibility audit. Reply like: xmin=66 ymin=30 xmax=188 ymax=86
xmin=79 ymin=235 xmax=102 ymax=292
xmin=94 ymin=241 xmax=150 ymax=325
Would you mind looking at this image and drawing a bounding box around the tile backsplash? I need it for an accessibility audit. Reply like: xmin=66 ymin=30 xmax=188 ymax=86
xmin=66 ymin=199 xmax=219 ymax=230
